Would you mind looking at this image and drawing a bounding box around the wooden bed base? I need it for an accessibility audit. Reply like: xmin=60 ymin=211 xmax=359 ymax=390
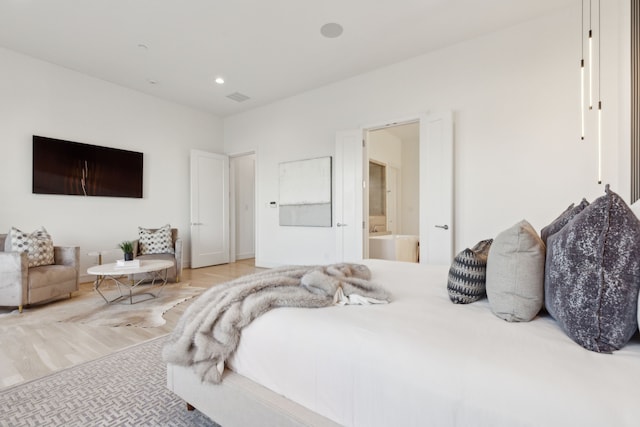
xmin=166 ymin=364 xmax=340 ymax=427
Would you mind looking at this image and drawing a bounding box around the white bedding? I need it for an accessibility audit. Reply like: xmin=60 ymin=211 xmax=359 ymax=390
xmin=227 ymin=259 xmax=640 ymax=427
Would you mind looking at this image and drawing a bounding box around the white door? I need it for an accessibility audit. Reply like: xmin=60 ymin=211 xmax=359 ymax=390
xmin=420 ymin=112 xmax=454 ymax=264
xmin=334 ymin=130 xmax=364 ymax=262
xmin=190 ymin=150 xmax=230 ymax=268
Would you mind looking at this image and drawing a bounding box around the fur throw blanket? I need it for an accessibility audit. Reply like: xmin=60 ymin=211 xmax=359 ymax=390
xmin=162 ymin=263 xmax=391 ymax=383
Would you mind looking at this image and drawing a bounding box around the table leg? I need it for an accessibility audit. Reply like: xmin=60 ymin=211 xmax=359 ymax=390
xmin=94 ymin=268 xmax=170 ymax=305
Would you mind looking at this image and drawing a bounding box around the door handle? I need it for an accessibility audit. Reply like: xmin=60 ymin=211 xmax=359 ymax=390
xmin=191 ymin=222 xmax=204 ymax=226
xmin=435 ymin=224 xmax=449 ymax=230
xmin=336 ymin=223 xmax=348 ymax=227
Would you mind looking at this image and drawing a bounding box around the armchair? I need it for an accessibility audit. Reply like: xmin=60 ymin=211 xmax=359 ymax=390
xmin=0 ymin=234 xmax=80 ymax=312
xmin=131 ymin=227 xmax=182 ymax=282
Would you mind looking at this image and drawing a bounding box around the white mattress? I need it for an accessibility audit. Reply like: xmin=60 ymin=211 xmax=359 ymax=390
xmin=227 ymin=259 xmax=640 ymax=427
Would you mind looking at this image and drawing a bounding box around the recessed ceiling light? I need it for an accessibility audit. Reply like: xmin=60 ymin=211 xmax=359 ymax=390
xmin=320 ymin=23 xmax=343 ymax=39
xmin=215 ymin=77 xmax=225 ymax=85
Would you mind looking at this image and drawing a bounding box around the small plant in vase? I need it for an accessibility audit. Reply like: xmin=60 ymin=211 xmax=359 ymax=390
xmin=118 ymin=241 xmax=134 ymax=261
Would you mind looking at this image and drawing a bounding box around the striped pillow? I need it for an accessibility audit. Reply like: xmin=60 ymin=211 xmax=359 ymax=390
xmin=447 ymin=239 xmax=493 ymax=304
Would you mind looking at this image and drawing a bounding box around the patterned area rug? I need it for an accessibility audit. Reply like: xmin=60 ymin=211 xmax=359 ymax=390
xmin=0 ymin=336 xmax=219 ymax=427
xmin=0 ymin=282 xmax=204 ymax=328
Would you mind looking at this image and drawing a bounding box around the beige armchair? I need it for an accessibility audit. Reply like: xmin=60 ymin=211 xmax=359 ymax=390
xmin=131 ymin=227 xmax=182 ymax=282
xmin=0 ymin=234 xmax=80 ymax=312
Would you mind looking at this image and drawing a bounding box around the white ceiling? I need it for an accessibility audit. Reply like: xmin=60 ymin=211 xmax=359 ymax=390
xmin=0 ymin=0 xmax=573 ymax=117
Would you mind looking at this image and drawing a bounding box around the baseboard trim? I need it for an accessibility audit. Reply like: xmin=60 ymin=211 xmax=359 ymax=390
xmin=235 ymin=253 xmax=255 ymax=260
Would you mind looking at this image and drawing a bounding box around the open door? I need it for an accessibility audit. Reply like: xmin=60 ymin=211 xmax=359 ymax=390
xmin=190 ymin=150 xmax=230 ymax=268
xmin=420 ymin=111 xmax=454 ymax=264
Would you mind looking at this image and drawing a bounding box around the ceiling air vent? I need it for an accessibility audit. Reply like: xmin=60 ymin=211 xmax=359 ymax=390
xmin=226 ymin=92 xmax=251 ymax=103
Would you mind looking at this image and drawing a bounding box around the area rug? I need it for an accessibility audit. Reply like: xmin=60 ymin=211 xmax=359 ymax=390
xmin=0 ymin=336 xmax=219 ymax=427
xmin=58 ymin=283 xmax=205 ymax=328
xmin=0 ymin=282 xmax=205 ymax=328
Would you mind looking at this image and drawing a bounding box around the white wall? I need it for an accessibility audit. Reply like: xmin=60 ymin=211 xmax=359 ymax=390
xmin=368 ymin=130 xmax=402 ymax=167
xmin=224 ymin=1 xmax=629 ymax=267
xmin=0 ymin=47 xmax=223 ymax=281
xmin=400 ymin=136 xmax=419 ymax=236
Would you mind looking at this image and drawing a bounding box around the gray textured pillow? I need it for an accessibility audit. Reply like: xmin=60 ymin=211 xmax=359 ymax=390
xmin=447 ymin=239 xmax=493 ymax=304
xmin=545 ymin=186 xmax=640 ymax=353
xmin=540 ymin=198 xmax=589 ymax=244
xmin=486 ymin=220 xmax=545 ymax=322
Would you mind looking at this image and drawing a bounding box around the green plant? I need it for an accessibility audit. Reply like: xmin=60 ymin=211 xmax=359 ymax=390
xmin=118 ymin=241 xmax=134 ymax=254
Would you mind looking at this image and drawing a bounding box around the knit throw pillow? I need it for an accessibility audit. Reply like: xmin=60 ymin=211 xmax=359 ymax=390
xmin=138 ymin=224 xmax=175 ymax=255
xmin=447 ymin=239 xmax=493 ymax=304
xmin=7 ymin=226 xmax=55 ymax=267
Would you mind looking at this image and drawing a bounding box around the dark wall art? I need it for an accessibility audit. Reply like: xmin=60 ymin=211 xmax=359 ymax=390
xmin=32 ymin=135 xmax=143 ymax=198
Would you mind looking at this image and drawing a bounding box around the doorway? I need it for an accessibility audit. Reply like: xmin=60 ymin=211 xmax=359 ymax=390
xmin=334 ymin=112 xmax=453 ymax=265
xmin=230 ymin=152 xmax=256 ymax=262
xmin=365 ymin=122 xmax=420 ymax=261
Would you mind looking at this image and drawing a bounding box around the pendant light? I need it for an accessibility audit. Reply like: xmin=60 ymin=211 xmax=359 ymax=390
xmin=597 ymin=0 xmax=602 ymax=184
xmin=580 ymin=0 xmax=585 ymax=140
xmin=580 ymin=0 xmax=603 ymax=184
xmin=588 ymin=0 xmax=594 ymax=110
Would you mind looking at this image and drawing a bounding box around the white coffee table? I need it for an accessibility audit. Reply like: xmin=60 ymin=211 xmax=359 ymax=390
xmin=87 ymin=259 xmax=174 ymax=304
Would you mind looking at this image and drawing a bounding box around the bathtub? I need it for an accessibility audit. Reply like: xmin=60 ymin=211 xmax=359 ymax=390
xmin=369 ymin=234 xmax=419 ymax=263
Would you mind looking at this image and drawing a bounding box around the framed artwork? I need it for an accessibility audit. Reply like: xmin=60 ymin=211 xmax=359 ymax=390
xmin=279 ymin=156 xmax=332 ymax=227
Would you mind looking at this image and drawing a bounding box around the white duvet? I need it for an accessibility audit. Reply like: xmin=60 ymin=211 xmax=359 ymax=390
xmin=227 ymin=259 xmax=640 ymax=427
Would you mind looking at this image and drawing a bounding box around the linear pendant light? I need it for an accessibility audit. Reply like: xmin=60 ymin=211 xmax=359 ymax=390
xmin=597 ymin=0 xmax=602 ymax=184
xmin=580 ymin=0 xmax=585 ymax=140
xmin=580 ymin=0 xmax=603 ymax=184
xmin=588 ymin=0 xmax=594 ymax=110
xmin=598 ymin=101 xmax=602 ymax=184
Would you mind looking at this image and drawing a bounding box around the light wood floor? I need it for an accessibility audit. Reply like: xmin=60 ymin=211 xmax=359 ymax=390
xmin=0 ymin=259 xmax=264 ymax=389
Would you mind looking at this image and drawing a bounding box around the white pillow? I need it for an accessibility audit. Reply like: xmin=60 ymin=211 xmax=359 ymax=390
xmin=138 ymin=224 xmax=175 ymax=255
xmin=486 ymin=220 xmax=545 ymax=322
xmin=7 ymin=226 xmax=55 ymax=267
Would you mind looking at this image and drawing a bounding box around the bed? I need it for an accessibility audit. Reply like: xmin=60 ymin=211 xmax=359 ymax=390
xmin=166 ymin=259 xmax=640 ymax=427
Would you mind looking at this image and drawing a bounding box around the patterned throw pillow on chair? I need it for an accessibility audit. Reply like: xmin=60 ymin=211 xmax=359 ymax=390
xmin=138 ymin=224 xmax=175 ymax=255
xmin=6 ymin=226 xmax=55 ymax=267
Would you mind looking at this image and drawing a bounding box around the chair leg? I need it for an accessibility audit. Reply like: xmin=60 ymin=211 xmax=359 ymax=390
xmin=18 ymin=305 xmax=23 ymax=313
